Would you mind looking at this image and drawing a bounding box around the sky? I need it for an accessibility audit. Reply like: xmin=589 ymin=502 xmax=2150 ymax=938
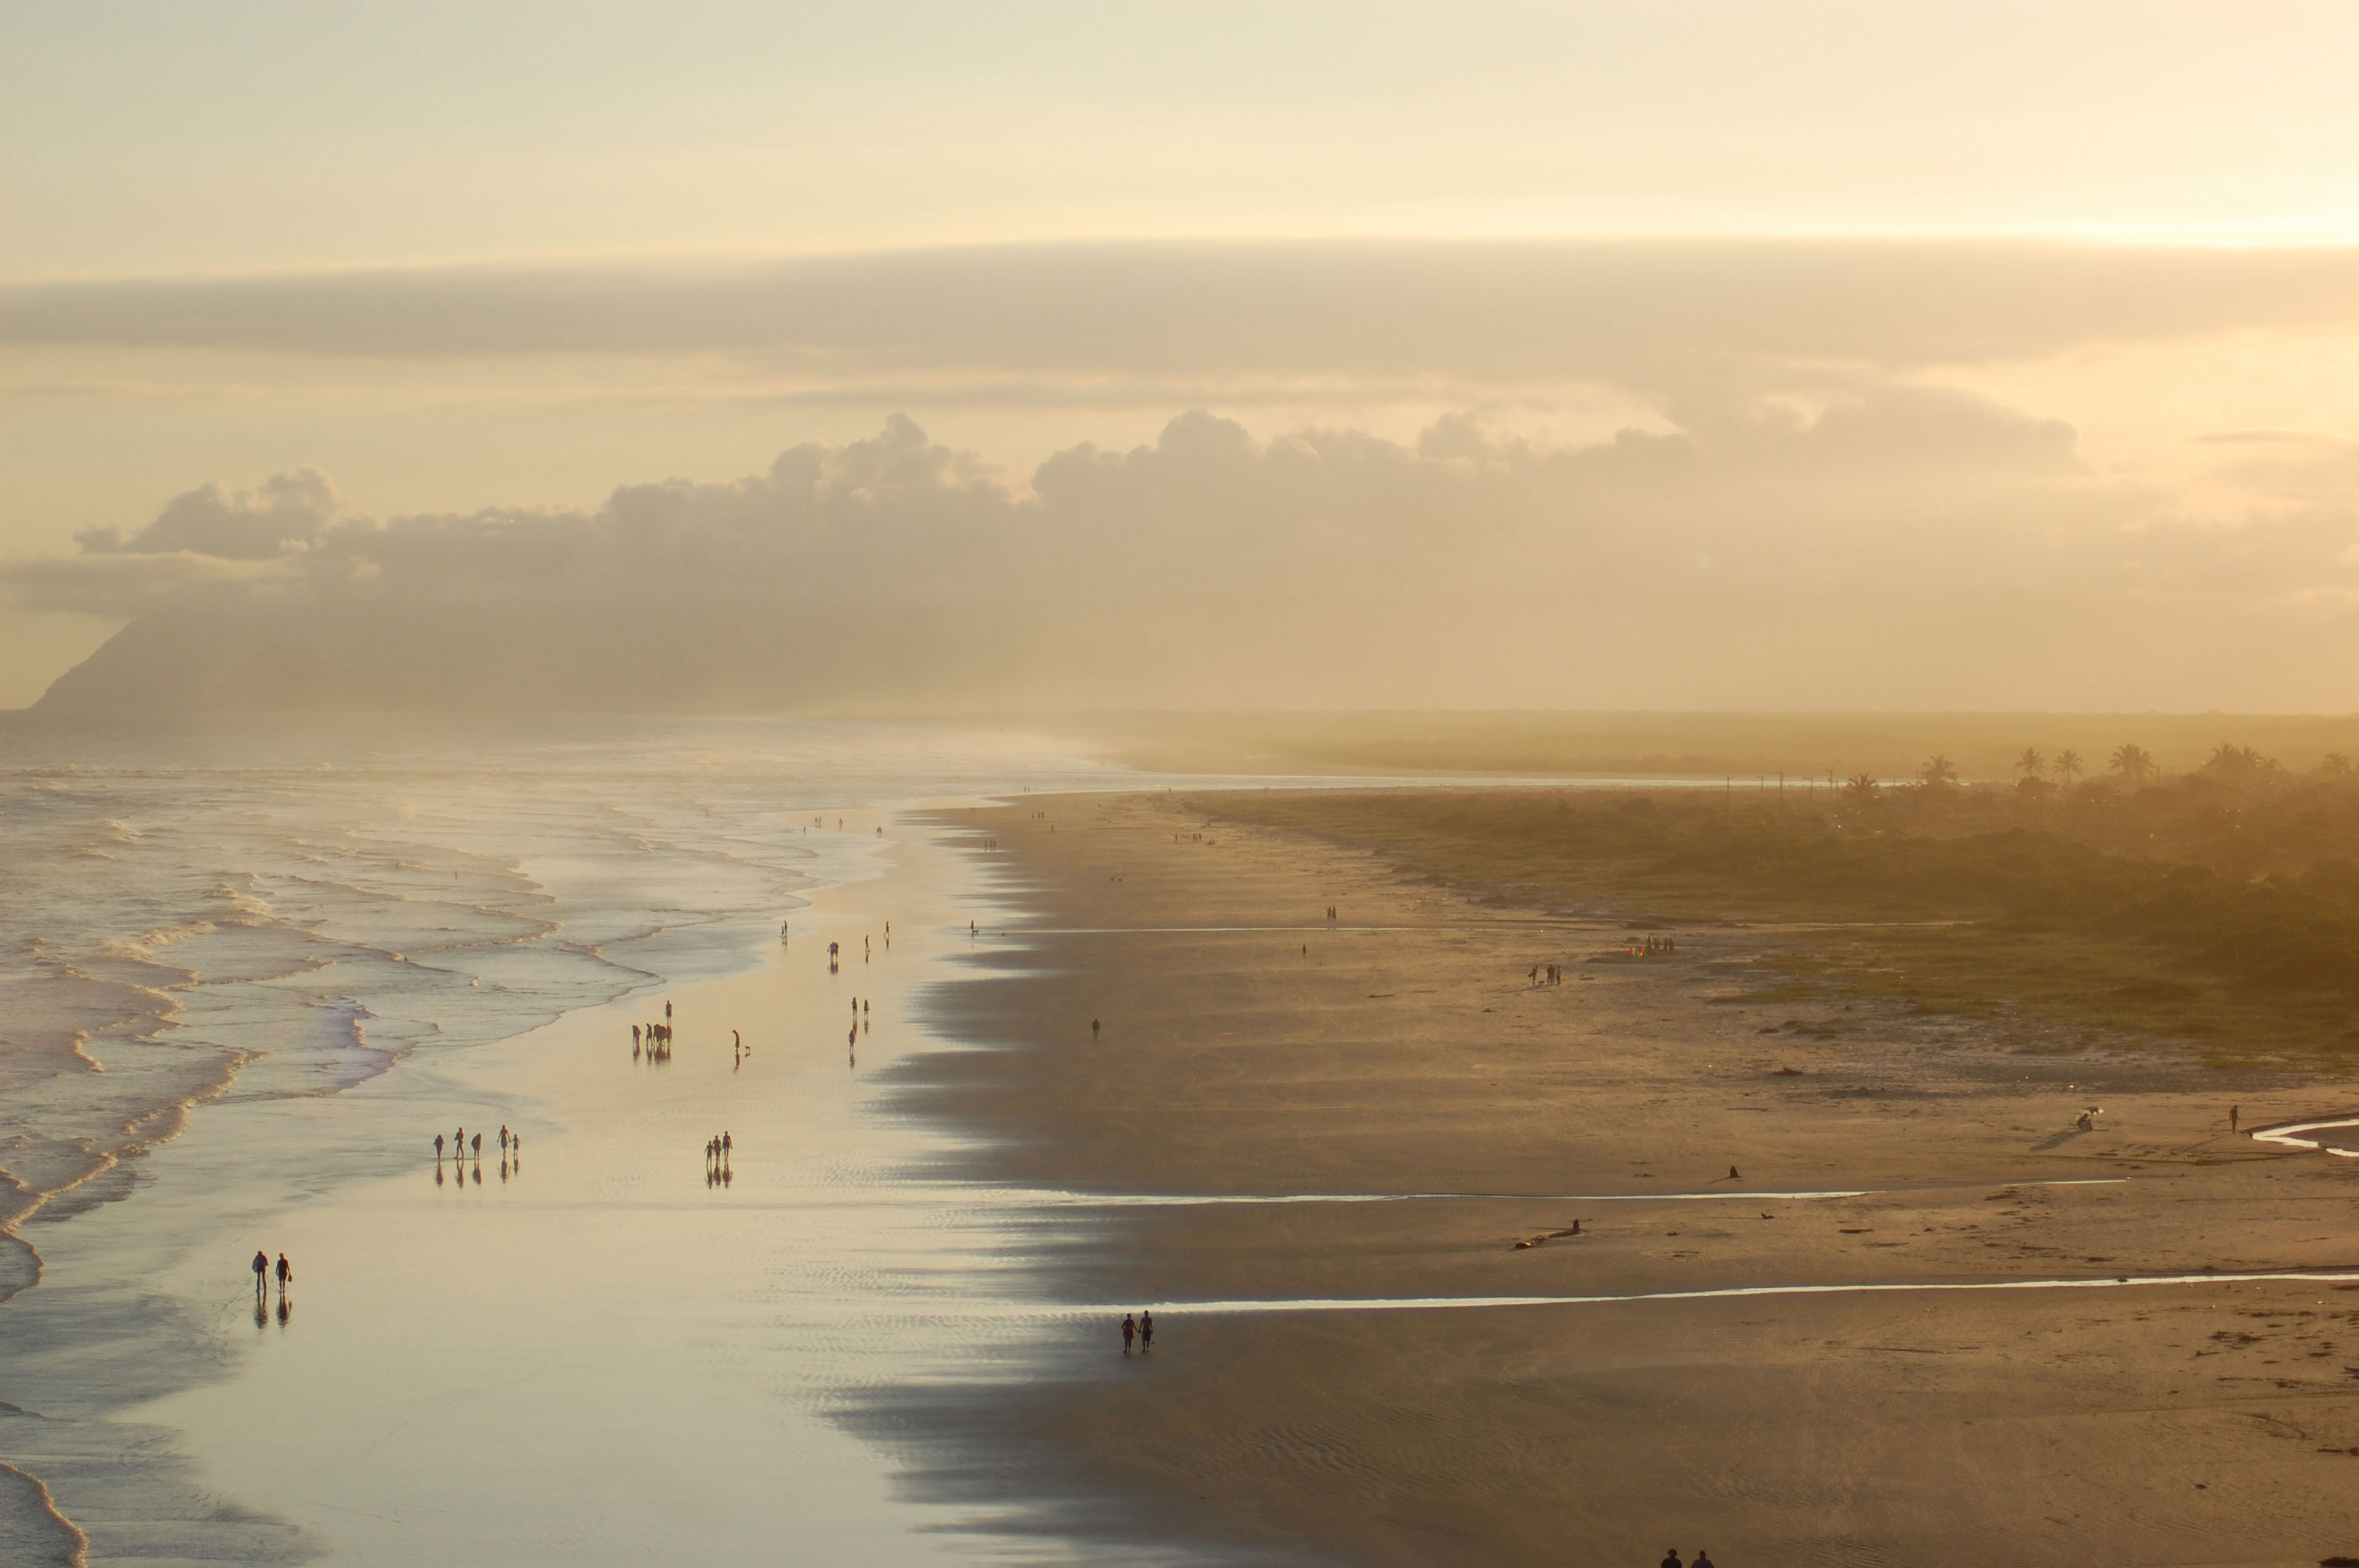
xmin=6 ymin=2 xmax=2359 ymax=710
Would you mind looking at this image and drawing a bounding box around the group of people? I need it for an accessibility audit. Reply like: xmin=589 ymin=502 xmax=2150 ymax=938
xmin=434 ymin=1124 xmax=519 ymax=1186
xmin=1527 ymin=963 xmax=1565 ymax=986
xmin=434 ymin=1123 xmax=520 ymax=1162
xmin=705 ymin=1131 xmax=733 ymax=1187
xmin=1119 ymin=1311 xmax=1157 ymax=1352
xmin=1661 ymin=1552 xmax=1717 ymax=1567
xmin=1634 ymin=935 xmax=1678 ymax=956
xmin=636 ymin=1000 xmax=677 ymax=1060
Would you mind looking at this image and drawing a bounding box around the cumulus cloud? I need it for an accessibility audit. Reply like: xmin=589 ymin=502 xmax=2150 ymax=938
xmin=12 ymin=381 xmax=2359 ymax=713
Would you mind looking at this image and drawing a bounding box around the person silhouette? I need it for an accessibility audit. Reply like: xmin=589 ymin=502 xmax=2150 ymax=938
xmin=1140 ymin=1310 xmax=1154 ymax=1350
xmin=275 ymin=1253 xmax=291 ymax=1294
xmin=665 ymin=1000 xmax=672 ymax=1021
xmin=471 ymin=1133 xmax=482 ymax=1159
xmin=722 ymin=1131 xmax=732 ymax=1157
xmin=1661 ymin=1552 xmax=1684 ymax=1568
xmin=1692 ymin=1553 xmax=1715 ymax=1568
xmin=434 ymin=1133 xmax=445 ymax=1160
xmin=1121 ymin=1314 xmax=1136 ymax=1353
xmin=251 ymin=1250 xmax=268 ymax=1294
xmin=1092 ymin=1018 xmax=1101 ymax=1040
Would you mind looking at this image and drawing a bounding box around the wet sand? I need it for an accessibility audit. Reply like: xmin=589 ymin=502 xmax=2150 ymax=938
xmin=894 ymin=791 xmax=2359 ymax=1567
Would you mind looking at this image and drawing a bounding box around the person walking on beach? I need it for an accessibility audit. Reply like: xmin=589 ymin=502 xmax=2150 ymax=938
xmin=1121 ymin=1314 xmax=1136 ymax=1353
xmin=1661 ymin=1551 xmax=1685 ymax=1568
xmin=2230 ymin=1104 xmax=2241 ymax=1134
xmin=434 ymin=1134 xmax=445 ymax=1160
xmin=252 ymin=1250 xmax=268 ymax=1294
xmin=275 ymin=1253 xmax=292 ymax=1294
xmin=471 ymin=1133 xmax=482 ymax=1159
xmin=499 ymin=1126 xmax=510 ymax=1153
xmin=1140 ymin=1310 xmax=1154 ymax=1350
xmin=1092 ymin=1017 xmax=1101 ymax=1040
xmin=722 ymin=1131 xmax=732 ymax=1158
xmin=1692 ymin=1552 xmax=1715 ymax=1568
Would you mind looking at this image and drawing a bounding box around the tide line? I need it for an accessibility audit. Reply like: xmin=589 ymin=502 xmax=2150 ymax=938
xmin=2251 ymin=1116 xmax=2359 ymax=1158
xmin=1100 ymin=1267 xmax=2359 ymax=1317
xmin=1009 ymin=1177 xmax=2126 ymax=1208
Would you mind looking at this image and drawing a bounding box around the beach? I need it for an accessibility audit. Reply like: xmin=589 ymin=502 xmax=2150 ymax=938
xmin=891 ymin=790 xmax=2359 ymax=1566
xmin=9 ymin=747 xmax=2359 ymax=1566
xmin=0 ymin=716 xmax=1155 ymax=1566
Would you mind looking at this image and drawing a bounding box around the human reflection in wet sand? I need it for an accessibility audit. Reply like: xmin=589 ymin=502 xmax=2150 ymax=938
xmin=276 ymin=1296 xmax=293 ymax=1328
xmin=472 ymin=1161 xmax=482 ymax=1185
xmin=254 ymin=1298 xmax=267 ymax=1330
xmin=434 ymin=1162 xmax=445 ymax=1187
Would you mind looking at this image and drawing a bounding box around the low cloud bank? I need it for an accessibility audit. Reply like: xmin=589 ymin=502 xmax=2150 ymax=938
xmin=12 ymin=394 xmax=2359 ymax=713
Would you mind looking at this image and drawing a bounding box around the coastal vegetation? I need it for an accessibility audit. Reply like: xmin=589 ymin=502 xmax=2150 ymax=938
xmin=1207 ymin=745 xmax=2359 ymax=1060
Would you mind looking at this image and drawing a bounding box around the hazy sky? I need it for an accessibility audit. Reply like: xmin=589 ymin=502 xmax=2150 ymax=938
xmin=7 ymin=3 xmax=2359 ymax=708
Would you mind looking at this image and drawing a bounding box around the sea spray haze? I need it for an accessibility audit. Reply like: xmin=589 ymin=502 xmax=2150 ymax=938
xmin=0 ymin=712 xmax=1106 ymax=1265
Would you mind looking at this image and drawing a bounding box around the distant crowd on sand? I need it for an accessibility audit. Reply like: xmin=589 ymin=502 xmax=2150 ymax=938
xmin=1661 ymin=1551 xmax=1718 ymax=1567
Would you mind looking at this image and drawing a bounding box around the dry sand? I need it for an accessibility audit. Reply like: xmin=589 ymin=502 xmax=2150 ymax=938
xmin=891 ymin=790 xmax=2359 ymax=1567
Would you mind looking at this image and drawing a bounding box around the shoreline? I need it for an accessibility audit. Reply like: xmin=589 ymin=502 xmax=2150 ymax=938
xmin=884 ymin=789 xmax=2359 ymax=1566
xmin=0 ymin=797 xmax=1048 ymax=1565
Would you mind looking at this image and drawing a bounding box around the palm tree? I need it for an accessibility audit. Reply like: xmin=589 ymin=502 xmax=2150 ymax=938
xmin=2052 ymin=749 xmax=2083 ymax=786
xmin=1844 ymin=772 xmax=1880 ymax=805
xmin=2109 ymin=743 xmax=2154 ymax=783
xmin=2016 ymin=746 xmax=2045 ymax=782
xmin=2203 ymin=742 xmax=2277 ymax=780
xmin=1918 ymin=754 xmax=1957 ymax=789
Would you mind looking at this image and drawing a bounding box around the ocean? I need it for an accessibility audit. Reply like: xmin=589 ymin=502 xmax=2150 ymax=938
xmin=0 ymin=713 xmax=1139 ymax=1566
